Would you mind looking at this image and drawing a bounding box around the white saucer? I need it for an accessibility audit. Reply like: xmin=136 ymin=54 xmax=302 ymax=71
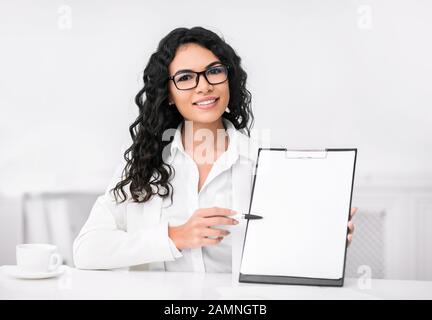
xmin=0 ymin=265 xmax=65 ymax=280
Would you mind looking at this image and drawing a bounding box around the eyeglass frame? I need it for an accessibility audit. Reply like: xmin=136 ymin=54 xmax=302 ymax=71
xmin=168 ymin=63 xmax=230 ymax=90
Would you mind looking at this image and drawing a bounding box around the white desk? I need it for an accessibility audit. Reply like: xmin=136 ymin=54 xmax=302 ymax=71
xmin=1 ymin=266 xmax=431 ymax=299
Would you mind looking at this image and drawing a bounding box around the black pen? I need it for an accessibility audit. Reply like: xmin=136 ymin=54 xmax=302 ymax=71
xmin=233 ymin=213 xmax=263 ymax=220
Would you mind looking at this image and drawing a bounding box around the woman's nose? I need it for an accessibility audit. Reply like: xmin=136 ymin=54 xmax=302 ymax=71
xmin=195 ymin=73 xmax=213 ymax=93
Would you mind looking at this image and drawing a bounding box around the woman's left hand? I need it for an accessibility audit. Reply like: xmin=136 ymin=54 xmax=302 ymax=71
xmin=347 ymin=207 xmax=357 ymax=246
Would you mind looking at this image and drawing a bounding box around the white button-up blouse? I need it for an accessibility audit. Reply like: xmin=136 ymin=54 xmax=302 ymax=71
xmin=162 ymin=118 xmax=240 ymax=272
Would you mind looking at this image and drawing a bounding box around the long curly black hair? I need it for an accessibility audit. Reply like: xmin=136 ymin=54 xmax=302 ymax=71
xmin=111 ymin=26 xmax=254 ymax=204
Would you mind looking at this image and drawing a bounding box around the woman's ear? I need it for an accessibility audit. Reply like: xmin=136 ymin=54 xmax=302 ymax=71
xmin=168 ymin=94 xmax=174 ymax=105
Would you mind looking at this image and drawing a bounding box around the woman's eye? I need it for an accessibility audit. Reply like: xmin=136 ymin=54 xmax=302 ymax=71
xmin=177 ymin=74 xmax=192 ymax=82
xmin=208 ymin=67 xmax=223 ymax=75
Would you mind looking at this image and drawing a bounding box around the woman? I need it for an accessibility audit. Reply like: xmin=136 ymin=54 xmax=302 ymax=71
xmin=73 ymin=26 xmax=357 ymax=271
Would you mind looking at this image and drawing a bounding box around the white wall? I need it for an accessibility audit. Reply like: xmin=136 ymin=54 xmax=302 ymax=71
xmin=1 ymin=0 xmax=431 ymax=278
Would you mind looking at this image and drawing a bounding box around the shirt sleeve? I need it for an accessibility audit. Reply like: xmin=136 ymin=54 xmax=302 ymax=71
xmin=73 ymin=194 xmax=182 ymax=270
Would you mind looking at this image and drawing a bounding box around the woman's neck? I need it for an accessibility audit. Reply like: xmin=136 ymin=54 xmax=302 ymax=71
xmin=181 ymin=118 xmax=229 ymax=164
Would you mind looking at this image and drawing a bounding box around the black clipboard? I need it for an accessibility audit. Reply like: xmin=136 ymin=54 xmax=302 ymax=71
xmin=239 ymin=148 xmax=357 ymax=287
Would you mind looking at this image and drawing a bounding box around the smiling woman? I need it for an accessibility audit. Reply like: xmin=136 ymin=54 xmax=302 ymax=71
xmin=72 ymin=26 xmax=355 ymax=271
xmin=72 ymin=26 xmax=257 ymax=271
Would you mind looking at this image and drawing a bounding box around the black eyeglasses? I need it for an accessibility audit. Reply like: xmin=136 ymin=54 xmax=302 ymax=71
xmin=168 ymin=64 xmax=229 ymax=90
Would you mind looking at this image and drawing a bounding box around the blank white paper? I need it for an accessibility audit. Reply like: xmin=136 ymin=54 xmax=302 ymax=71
xmin=240 ymin=149 xmax=356 ymax=280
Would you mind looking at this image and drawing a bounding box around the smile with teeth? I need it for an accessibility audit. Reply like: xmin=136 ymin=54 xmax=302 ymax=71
xmin=193 ymin=98 xmax=219 ymax=106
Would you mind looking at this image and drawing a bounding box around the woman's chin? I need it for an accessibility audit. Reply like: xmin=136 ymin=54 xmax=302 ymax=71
xmin=188 ymin=109 xmax=226 ymax=124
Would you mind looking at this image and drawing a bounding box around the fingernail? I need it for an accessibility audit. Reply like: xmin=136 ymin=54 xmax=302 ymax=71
xmin=231 ymin=210 xmax=237 ymax=214
xmin=233 ymin=219 xmax=239 ymax=225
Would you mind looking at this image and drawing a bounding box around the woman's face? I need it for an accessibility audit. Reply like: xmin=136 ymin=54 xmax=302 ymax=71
xmin=168 ymin=43 xmax=230 ymax=125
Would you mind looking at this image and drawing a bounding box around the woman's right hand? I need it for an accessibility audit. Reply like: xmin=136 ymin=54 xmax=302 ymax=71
xmin=168 ymin=207 xmax=239 ymax=250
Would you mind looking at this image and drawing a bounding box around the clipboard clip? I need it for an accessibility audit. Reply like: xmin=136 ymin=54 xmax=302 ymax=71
xmin=284 ymin=149 xmax=328 ymax=159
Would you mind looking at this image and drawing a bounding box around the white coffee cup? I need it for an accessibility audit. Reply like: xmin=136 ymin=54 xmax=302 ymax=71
xmin=16 ymin=244 xmax=63 ymax=273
